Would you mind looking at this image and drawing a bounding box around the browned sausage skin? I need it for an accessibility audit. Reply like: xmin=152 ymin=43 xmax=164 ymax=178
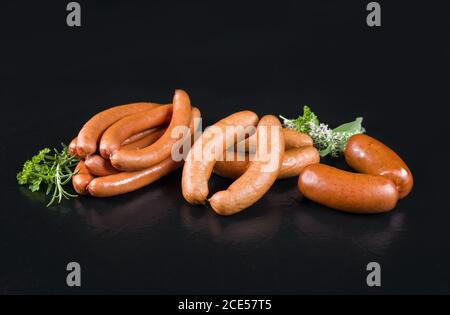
xmin=87 ymin=158 xmax=181 ymax=197
xmin=110 ymin=90 xmax=192 ymax=171
xmin=76 ymin=102 xmax=160 ymax=158
xmin=84 ymin=154 xmax=120 ymax=177
xmin=298 ymin=164 xmax=399 ymax=213
xmin=345 ymin=134 xmax=413 ymax=199
xmin=87 ymin=107 xmax=201 ymax=197
xmin=182 ymin=111 xmax=259 ymax=205
xmin=99 ymin=104 xmax=173 ymax=158
xmin=209 ymin=115 xmax=284 ymax=216
xmin=214 ymin=146 xmax=320 ymax=179
xmin=72 ymin=161 xmax=94 ymax=195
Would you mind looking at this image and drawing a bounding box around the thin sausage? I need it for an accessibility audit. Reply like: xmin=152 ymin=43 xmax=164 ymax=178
xmin=87 ymin=107 xmax=201 ymax=197
xmin=99 ymin=104 xmax=173 ymax=158
xmin=87 ymin=158 xmax=181 ymax=197
xmin=68 ymin=137 xmax=79 ymax=158
xmin=209 ymin=115 xmax=284 ymax=215
xmin=214 ymin=146 xmax=319 ymax=179
xmin=182 ymin=110 xmax=259 ymax=205
xmin=72 ymin=161 xmax=94 ymax=195
xmin=298 ymin=164 xmax=399 ymax=213
xmin=110 ymin=90 xmax=192 ymax=171
xmin=76 ymin=102 xmax=160 ymax=158
xmin=345 ymin=134 xmax=413 ymax=199
xmin=121 ymin=128 xmax=166 ymax=151
xmin=85 ymin=154 xmax=120 ymax=177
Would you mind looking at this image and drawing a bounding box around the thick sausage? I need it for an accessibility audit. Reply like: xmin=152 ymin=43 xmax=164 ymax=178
xmin=72 ymin=161 xmax=94 ymax=195
xmin=345 ymin=134 xmax=413 ymax=199
xmin=87 ymin=107 xmax=201 ymax=197
xmin=110 ymin=90 xmax=192 ymax=171
xmin=76 ymin=102 xmax=160 ymax=158
xmin=87 ymin=158 xmax=180 ymax=197
xmin=85 ymin=154 xmax=120 ymax=177
xmin=99 ymin=104 xmax=173 ymax=158
xmin=182 ymin=111 xmax=259 ymax=205
xmin=298 ymin=164 xmax=399 ymax=213
xmin=214 ymin=146 xmax=319 ymax=179
xmin=209 ymin=115 xmax=284 ymax=215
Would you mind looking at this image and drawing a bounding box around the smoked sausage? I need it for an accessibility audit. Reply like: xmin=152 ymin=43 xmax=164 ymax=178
xmin=72 ymin=161 xmax=94 ymax=195
xmin=298 ymin=164 xmax=399 ymax=213
xmin=76 ymin=102 xmax=160 ymax=158
xmin=182 ymin=111 xmax=259 ymax=205
xmin=345 ymin=134 xmax=413 ymax=199
xmin=110 ymin=90 xmax=192 ymax=171
xmin=209 ymin=115 xmax=284 ymax=215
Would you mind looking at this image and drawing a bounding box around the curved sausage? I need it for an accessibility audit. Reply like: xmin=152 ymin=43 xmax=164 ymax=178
xmin=298 ymin=164 xmax=399 ymax=213
xmin=87 ymin=158 xmax=180 ymax=197
xmin=72 ymin=161 xmax=94 ymax=195
xmin=182 ymin=110 xmax=259 ymax=205
xmin=76 ymin=102 xmax=160 ymax=158
xmin=99 ymin=104 xmax=173 ymax=158
xmin=345 ymin=134 xmax=413 ymax=199
xmin=209 ymin=115 xmax=284 ymax=216
xmin=121 ymin=128 xmax=166 ymax=151
xmin=110 ymin=90 xmax=192 ymax=171
xmin=283 ymin=129 xmax=313 ymax=149
xmin=84 ymin=154 xmax=120 ymax=177
xmin=235 ymin=128 xmax=312 ymax=153
xmin=214 ymin=146 xmax=319 ymax=179
xmin=87 ymin=107 xmax=201 ymax=197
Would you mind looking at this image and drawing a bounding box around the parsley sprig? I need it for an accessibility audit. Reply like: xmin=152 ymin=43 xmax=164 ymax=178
xmin=17 ymin=144 xmax=79 ymax=207
xmin=280 ymin=106 xmax=365 ymax=158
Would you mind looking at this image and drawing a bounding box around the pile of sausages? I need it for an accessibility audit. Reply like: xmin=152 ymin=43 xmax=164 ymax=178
xmin=69 ymin=90 xmax=200 ymax=197
xmin=182 ymin=112 xmax=320 ymax=215
xmin=68 ymin=91 xmax=413 ymax=215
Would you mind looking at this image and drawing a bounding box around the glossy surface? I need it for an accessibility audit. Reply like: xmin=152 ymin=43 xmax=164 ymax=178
xmin=298 ymin=164 xmax=398 ymax=213
xmin=345 ymin=134 xmax=414 ymax=199
xmin=1 ymin=1 xmax=449 ymax=294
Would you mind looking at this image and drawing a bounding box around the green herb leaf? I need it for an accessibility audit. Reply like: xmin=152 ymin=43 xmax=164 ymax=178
xmin=17 ymin=143 xmax=79 ymax=207
xmin=280 ymin=107 xmax=365 ymax=158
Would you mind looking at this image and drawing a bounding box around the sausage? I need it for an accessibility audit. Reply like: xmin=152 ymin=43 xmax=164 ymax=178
xmin=84 ymin=154 xmax=120 ymax=177
xmin=182 ymin=110 xmax=259 ymax=205
xmin=298 ymin=164 xmax=399 ymax=213
xmin=235 ymin=128 xmax=312 ymax=153
xmin=87 ymin=107 xmax=201 ymax=197
xmin=76 ymin=102 xmax=160 ymax=158
xmin=87 ymin=158 xmax=181 ymax=197
xmin=208 ymin=115 xmax=284 ymax=215
xmin=283 ymin=129 xmax=313 ymax=149
xmin=345 ymin=134 xmax=413 ymax=199
xmin=110 ymin=90 xmax=192 ymax=171
xmin=121 ymin=128 xmax=166 ymax=151
xmin=214 ymin=146 xmax=320 ymax=179
xmin=68 ymin=137 xmax=79 ymax=157
xmin=72 ymin=161 xmax=94 ymax=195
xmin=99 ymin=104 xmax=173 ymax=158
xmin=122 ymin=129 xmax=157 ymax=145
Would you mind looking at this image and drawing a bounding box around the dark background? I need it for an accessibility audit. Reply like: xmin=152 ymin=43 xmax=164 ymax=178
xmin=0 ymin=0 xmax=449 ymax=294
